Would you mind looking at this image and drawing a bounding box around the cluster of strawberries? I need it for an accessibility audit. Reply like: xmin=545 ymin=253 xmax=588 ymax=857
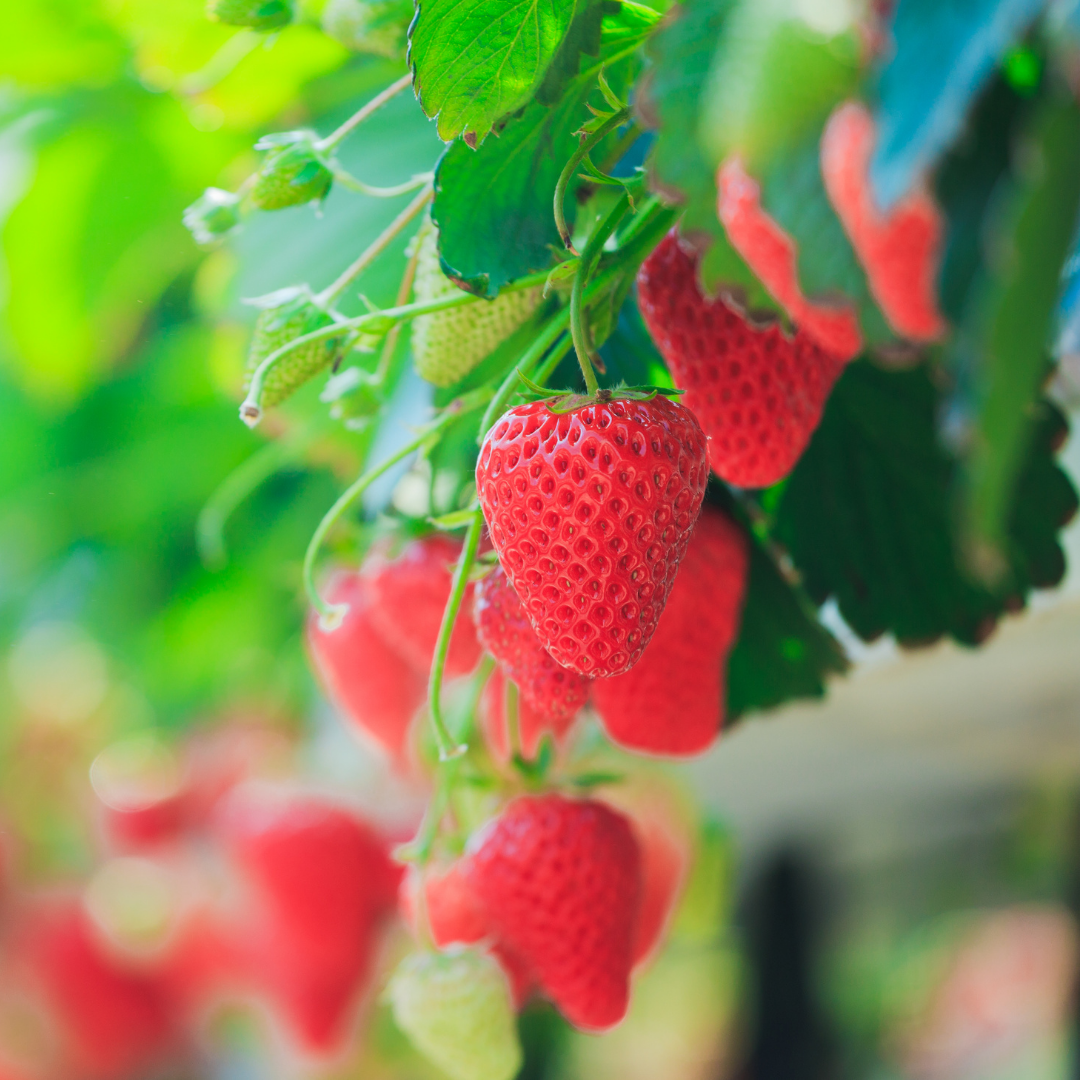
xmin=0 ymin=725 xmax=403 ymax=1079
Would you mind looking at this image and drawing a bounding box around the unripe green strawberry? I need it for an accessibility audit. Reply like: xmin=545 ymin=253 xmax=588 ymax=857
xmin=245 ymin=286 xmax=344 ymax=410
xmin=411 ymin=228 xmax=542 ymax=388
xmin=207 ymin=0 xmax=293 ymax=30
xmin=389 ymin=948 xmax=522 ymax=1080
xmin=251 ymin=132 xmax=333 ymax=211
xmin=183 ymin=188 xmax=241 ymax=246
xmin=321 ymin=0 xmax=411 ymax=57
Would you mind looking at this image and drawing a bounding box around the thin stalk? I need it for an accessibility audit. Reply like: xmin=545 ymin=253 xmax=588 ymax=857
xmin=317 ymin=183 xmax=433 ymax=306
xmin=553 ymin=106 xmax=630 ymax=251
xmin=427 ymin=507 xmax=484 ymax=761
xmin=531 ymin=333 xmax=574 ymax=387
xmin=570 ymin=193 xmax=631 ymax=395
xmin=197 ymin=424 xmax=315 ymax=568
xmin=397 ymin=758 xmax=459 ymax=867
xmin=304 ymin=389 xmax=492 ymax=626
xmin=597 ymin=121 xmax=643 ymax=174
xmin=317 ymin=72 xmax=413 ymax=151
xmin=331 ymin=168 xmax=433 ymax=199
xmin=504 ymin=678 xmax=522 ymax=761
xmin=376 ymin=219 xmax=428 ymax=384
xmin=241 ymin=269 xmax=550 ymax=426
xmin=179 ymin=30 xmax=261 ymax=95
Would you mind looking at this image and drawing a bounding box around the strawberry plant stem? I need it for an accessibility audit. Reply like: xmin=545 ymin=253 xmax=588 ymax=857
xmin=570 ymin=193 xmax=631 ymax=396
xmin=427 ymin=505 xmax=484 ymax=760
xmin=504 ymin=678 xmax=521 ymax=759
xmin=303 ymin=391 xmax=491 ymax=627
xmin=317 ymin=72 xmax=414 ymax=151
xmin=318 ymin=182 xmax=433 ymax=305
xmin=331 ymin=168 xmax=433 ymax=199
xmin=554 ymin=106 xmax=630 ymax=251
xmin=375 ymin=220 xmax=428 ymax=383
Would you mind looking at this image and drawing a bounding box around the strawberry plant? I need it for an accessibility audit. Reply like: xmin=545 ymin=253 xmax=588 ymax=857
xmin=2 ymin=0 xmax=1080 ymax=1073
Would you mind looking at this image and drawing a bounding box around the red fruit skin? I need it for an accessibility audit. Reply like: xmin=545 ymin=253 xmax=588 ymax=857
xmin=466 ymin=794 xmax=642 ymax=1031
xmin=399 ymin=864 xmax=534 ymax=1007
xmin=20 ymin=903 xmax=175 ymax=1080
xmin=716 ymin=157 xmax=863 ymax=361
xmin=307 ymin=571 xmax=427 ymax=758
xmin=474 ymin=565 xmax=592 ymax=722
xmin=591 ymin=506 xmax=749 ymax=755
xmin=637 ymin=232 xmax=850 ymax=488
xmin=480 ymin=669 xmax=579 ymax=762
xmin=363 ymin=536 xmax=482 ymax=678
xmin=821 ymin=102 xmax=947 ymax=343
xmin=216 ymin=789 xmax=401 ymax=1055
xmin=476 ymin=397 xmax=709 ymax=678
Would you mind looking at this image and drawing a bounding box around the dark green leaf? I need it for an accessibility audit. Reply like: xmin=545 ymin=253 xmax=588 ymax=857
xmin=774 ymin=360 xmax=1077 ymax=647
xmin=433 ymin=3 xmax=657 ymax=296
xmin=725 ymin=518 xmax=849 ymax=723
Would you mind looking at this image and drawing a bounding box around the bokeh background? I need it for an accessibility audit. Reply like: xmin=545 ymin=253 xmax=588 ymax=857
xmin=2 ymin=1 xmax=1080 ymax=1078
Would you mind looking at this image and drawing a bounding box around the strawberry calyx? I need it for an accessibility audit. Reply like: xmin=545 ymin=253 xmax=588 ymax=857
xmin=514 ymin=370 xmax=685 ymax=414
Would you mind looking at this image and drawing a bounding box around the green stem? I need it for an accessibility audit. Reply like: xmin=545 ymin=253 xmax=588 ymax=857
xmin=570 ymin=193 xmax=631 ymax=396
xmin=553 ymin=106 xmax=630 ymax=252
xmin=331 ymin=168 xmax=433 ymax=200
xmin=197 ymin=424 xmax=315 ymax=568
xmin=304 ymin=390 xmax=492 ymax=627
xmin=376 ymin=219 xmax=427 ymax=384
xmin=427 ymin=506 xmax=484 ymax=761
xmin=317 ymin=183 xmax=433 ymax=306
xmin=240 ymin=268 xmax=549 ymax=427
xmin=317 ymin=72 xmax=413 ymax=151
xmin=178 ymin=29 xmax=261 ymax=95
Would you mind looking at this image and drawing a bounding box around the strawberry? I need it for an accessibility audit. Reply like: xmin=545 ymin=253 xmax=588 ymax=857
xmin=244 ymin=285 xmax=345 ymax=411
xmin=476 ymin=396 xmax=709 ymax=677
xmin=400 ymin=862 xmax=534 ymax=1005
xmin=716 ymin=157 xmax=863 ymax=361
xmin=89 ymin=734 xmax=190 ymax=850
xmin=215 ymin=787 xmax=401 ymax=1054
xmin=19 ymin=901 xmax=175 ymax=1080
xmin=412 ymin=227 xmax=542 ymax=388
xmin=466 ymin=794 xmax=642 ymax=1031
xmin=250 ymin=132 xmax=332 ymax=210
xmin=480 ymin=669 xmax=579 ymax=763
xmin=306 ymin=571 xmax=427 ymax=758
xmin=322 ymin=0 xmax=412 ymax=57
xmin=389 ymin=947 xmax=523 ymax=1080
xmin=591 ymin=505 xmax=749 ymax=754
xmin=473 ymin=564 xmax=591 ymax=723
xmin=636 ymin=232 xmax=850 ymax=488
xmin=182 ymin=187 xmax=241 ymax=246
xmin=362 ymin=535 xmax=482 ymax=678
xmin=821 ymin=102 xmax=947 ymax=343
xmin=206 ymin=0 xmax=294 ymax=30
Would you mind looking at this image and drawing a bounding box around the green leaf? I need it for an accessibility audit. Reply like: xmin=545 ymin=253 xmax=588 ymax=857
xmin=641 ymin=0 xmax=779 ymax=309
xmin=960 ymin=97 xmax=1080 ymax=575
xmin=432 ymin=2 xmax=657 ymax=296
xmin=410 ymin=0 xmax=603 ymax=145
xmin=725 ymin=518 xmax=849 ymax=723
xmin=774 ymin=360 xmax=1077 ymax=647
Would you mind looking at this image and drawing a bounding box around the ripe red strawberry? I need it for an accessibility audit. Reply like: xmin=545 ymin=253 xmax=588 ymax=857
xmin=363 ymin=535 xmax=482 ymax=678
xmin=215 ymin=788 xmax=401 ymax=1054
xmin=465 ymin=794 xmax=642 ymax=1031
xmin=591 ymin=506 xmax=749 ymax=754
xmin=716 ymin=157 xmax=863 ymax=361
xmin=400 ymin=863 xmax=534 ymax=1006
xmin=476 ymin=397 xmax=708 ymax=677
xmin=306 ymin=571 xmax=427 ymax=758
xmin=18 ymin=901 xmax=175 ymax=1080
xmin=480 ymin=669 xmax=579 ymax=762
xmin=821 ymin=102 xmax=947 ymax=343
xmin=473 ymin=564 xmax=591 ymax=722
xmin=637 ymin=232 xmax=850 ymax=488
